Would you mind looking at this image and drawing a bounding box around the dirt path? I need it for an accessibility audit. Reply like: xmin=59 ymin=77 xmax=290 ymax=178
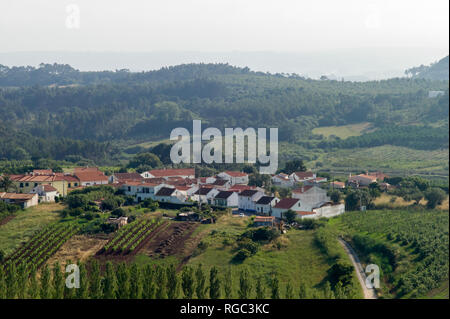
xmin=338 ymin=238 xmax=378 ymax=299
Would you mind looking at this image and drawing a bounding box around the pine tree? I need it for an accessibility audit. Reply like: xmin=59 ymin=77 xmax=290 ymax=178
xmin=209 ymin=266 xmax=221 ymax=299
xmin=40 ymin=264 xmax=51 ymax=299
xmin=155 ymin=265 xmax=167 ymax=299
xmin=255 ymin=276 xmax=266 ymax=299
xmin=166 ymin=264 xmax=179 ymax=299
xmin=116 ymin=262 xmax=130 ymax=299
xmin=0 ymin=266 xmax=6 ymax=299
xmin=223 ymin=267 xmax=233 ymax=298
xmin=334 ymin=281 xmax=346 ymax=299
xmin=323 ymin=281 xmax=335 ymax=299
xmin=130 ymin=263 xmax=142 ymax=299
xmin=238 ymin=268 xmax=252 ymax=299
xmin=76 ymin=262 xmax=89 ymax=299
xmin=28 ymin=266 xmax=39 ymax=299
xmin=103 ymin=261 xmax=117 ymax=299
xmin=142 ymin=264 xmax=155 ymax=299
xmin=52 ymin=262 xmax=64 ymax=299
xmin=89 ymin=259 xmax=102 ymax=299
xmin=181 ymin=266 xmax=195 ymax=299
xmin=285 ymin=282 xmax=294 ymax=299
xmin=298 ymin=281 xmax=309 ymax=299
xmin=195 ymin=264 xmax=207 ymax=299
xmin=270 ymin=274 xmax=280 ymax=299
xmin=17 ymin=263 xmax=28 ymax=299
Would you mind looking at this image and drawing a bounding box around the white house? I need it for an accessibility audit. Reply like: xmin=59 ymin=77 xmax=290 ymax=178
xmin=271 ymin=198 xmax=303 ymax=219
xmin=0 ymin=192 xmax=38 ymax=209
xmin=30 ymin=184 xmax=59 ymax=202
xmin=140 ymin=168 xmax=195 ymax=179
xmin=210 ymin=179 xmax=231 ymax=190
xmin=109 ymin=172 xmax=143 ymax=184
xmin=289 ymin=171 xmax=316 ymax=183
xmin=213 ymin=191 xmax=239 ymax=208
xmin=304 ymin=177 xmax=328 ymax=186
xmin=292 ymin=186 xmax=330 ymax=211
xmin=73 ymin=167 xmax=109 ymax=186
xmin=312 ymin=203 xmax=345 ymax=218
xmin=238 ymin=189 xmax=264 ymax=212
xmin=347 ymin=174 xmax=377 ymax=187
xmin=217 ymin=171 xmax=249 ymax=185
xmin=122 ymin=182 xmax=167 ymax=202
xmin=255 ymin=196 xmax=279 ymax=215
xmin=271 ymin=173 xmax=294 ymax=187
xmin=192 ymin=187 xmax=219 ymax=204
xmin=154 ymin=187 xmax=187 ymax=204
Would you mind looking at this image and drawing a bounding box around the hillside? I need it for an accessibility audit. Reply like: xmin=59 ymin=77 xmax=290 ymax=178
xmin=0 ymin=62 xmax=448 ymax=174
xmin=406 ymin=56 xmax=449 ymax=81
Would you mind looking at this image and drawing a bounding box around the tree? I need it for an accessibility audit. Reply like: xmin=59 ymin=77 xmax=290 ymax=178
xmin=76 ymin=262 xmax=89 ymax=299
xmin=0 ymin=175 xmax=16 ymax=192
xmin=103 ymin=262 xmax=117 ymax=299
xmin=284 ymin=159 xmax=306 ymax=175
xmin=116 ymin=262 xmax=130 ymax=299
xmin=238 ymin=268 xmax=252 ymax=299
xmin=206 ymin=267 xmax=220 ymax=299
xmin=298 ymin=281 xmax=309 ymax=299
xmin=285 ymin=282 xmax=294 ymax=299
xmin=40 ymin=264 xmax=51 ymax=299
xmin=155 ymin=266 xmax=167 ymax=299
xmin=255 ymin=276 xmax=266 ymax=299
xmin=223 ymin=268 xmax=233 ymax=298
xmin=270 ymin=274 xmax=280 ymax=299
xmin=323 ymin=281 xmax=335 ymax=299
xmin=195 ymin=264 xmax=207 ymax=299
xmin=142 ymin=264 xmax=155 ymax=299
xmin=424 ymin=188 xmax=446 ymax=209
xmin=89 ymin=260 xmax=102 ymax=299
xmin=52 ymin=262 xmax=64 ymax=299
xmin=166 ymin=264 xmax=179 ymax=299
xmin=181 ymin=266 xmax=195 ymax=299
xmin=334 ymin=281 xmax=346 ymax=299
xmin=127 ymin=152 xmax=162 ymax=171
xmin=329 ymin=190 xmax=341 ymax=204
xmin=284 ymin=209 xmax=297 ymax=224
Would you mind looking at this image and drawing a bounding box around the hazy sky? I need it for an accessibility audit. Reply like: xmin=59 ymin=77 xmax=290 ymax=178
xmin=0 ymin=0 xmax=448 ymax=52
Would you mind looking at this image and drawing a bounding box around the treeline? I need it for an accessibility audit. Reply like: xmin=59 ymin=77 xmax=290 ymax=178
xmin=315 ymin=126 xmax=449 ymax=151
xmin=0 ymin=261 xmax=355 ymax=299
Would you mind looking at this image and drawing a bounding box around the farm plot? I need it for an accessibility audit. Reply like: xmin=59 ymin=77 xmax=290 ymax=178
xmin=96 ymin=219 xmax=165 ymax=257
xmin=2 ymin=223 xmax=79 ymax=272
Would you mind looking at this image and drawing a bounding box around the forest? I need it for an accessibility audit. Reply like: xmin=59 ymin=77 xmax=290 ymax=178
xmin=0 ymin=62 xmax=448 ymax=168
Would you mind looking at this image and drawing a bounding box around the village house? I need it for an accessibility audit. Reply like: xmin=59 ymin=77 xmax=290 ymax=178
xmin=271 ymin=173 xmax=294 ymax=187
xmin=289 ymin=171 xmax=316 ymax=183
xmin=109 ymin=172 xmax=143 ymax=184
xmin=347 ymin=173 xmax=377 ymax=187
xmin=238 ymin=189 xmax=265 ymax=212
xmin=106 ymin=216 xmax=128 ymax=229
xmin=330 ymin=181 xmax=346 ymax=189
xmin=213 ymin=190 xmax=239 ymax=208
xmin=30 ymin=184 xmax=59 ymax=202
xmin=253 ymin=216 xmax=275 ymax=227
xmin=10 ymin=171 xmax=79 ymax=197
xmin=255 ymin=196 xmax=279 ymax=215
xmin=217 ymin=171 xmax=249 ymax=185
xmin=271 ymin=198 xmax=302 ymax=219
xmin=292 ymin=185 xmax=330 ymax=211
xmin=122 ymin=181 xmax=166 ymax=202
xmin=73 ymin=167 xmax=108 ymax=186
xmin=174 ymin=185 xmax=199 ymax=197
xmin=154 ymin=187 xmax=187 ymax=204
xmin=311 ymin=202 xmax=345 ymax=218
xmin=140 ymin=168 xmax=195 ymax=179
xmin=210 ymin=178 xmax=231 ymax=190
xmin=192 ymin=187 xmax=219 ymax=205
xmin=0 ymin=192 xmax=38 ymax=209
xmin=304 ymin=177 xmax=327 ymax=186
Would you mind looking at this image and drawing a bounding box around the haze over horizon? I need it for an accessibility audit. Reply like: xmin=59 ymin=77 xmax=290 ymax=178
xmin=1 ymin=0 xmax=448 ymax=80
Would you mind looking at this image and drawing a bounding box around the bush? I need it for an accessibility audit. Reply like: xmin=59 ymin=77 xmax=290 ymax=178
xmin=424 ymin=188 xmax=446 ymax=209
xmin=234 ymin=249 xmax=252 ymax=261
xmin=111 ymin=208 xmax=126 ymax=217
xmin=237 ymin=238 xmax=259 ymax=255
xmin=242 ymin=227 xmax=280 ymax=243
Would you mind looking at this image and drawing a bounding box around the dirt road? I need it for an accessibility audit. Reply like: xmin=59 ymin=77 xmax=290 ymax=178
xmin=338 ymin=238 xmax=378 ymax=299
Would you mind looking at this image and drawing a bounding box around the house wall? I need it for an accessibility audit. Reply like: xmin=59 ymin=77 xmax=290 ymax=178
xmin=313 ymin=204 xmax=345 ymax=218
xmin=238 ymin=191 xmax=264 ymax=211
xmin=292 ymin=187 xmax=330 ymax=211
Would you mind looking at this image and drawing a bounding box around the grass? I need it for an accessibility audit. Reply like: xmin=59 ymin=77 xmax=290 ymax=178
xmin=312 ymin=122 xmax=374 ymax=139
xmin=0 ymin=203 xmax=63 ymax=256
xmin=185 ymin=214 xmax=362 ymax=297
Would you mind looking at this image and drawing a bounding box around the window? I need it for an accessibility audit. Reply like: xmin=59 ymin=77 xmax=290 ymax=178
xmin=25 ymin=183 xmax=29 ymax=187
xmin=128 ymin=186 xmax=131 ymax=192
xmin=34 ymin=183 xmax=38 ymax=187
xmin=68 ymin=183 xmax=71 ymax=188
xmin=20 ymin=183 xmax=23 ymax=188
xmin=74 ymin=183 xmax=78 ymax=187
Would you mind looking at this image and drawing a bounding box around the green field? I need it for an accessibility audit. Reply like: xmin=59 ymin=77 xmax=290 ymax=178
xmin=312 ymin=122 xmax=374 ymax=139
xmin=185 ymin=215 xmax=363 ymax=298
xmin=0 ymin=203 xmax=62 ymax=256
xmin=329 ymin=209 xmax=449 ymax=299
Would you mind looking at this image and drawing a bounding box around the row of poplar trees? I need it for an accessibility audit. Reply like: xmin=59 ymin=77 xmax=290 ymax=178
xmin=0 ymin=260 xmax=352 ymax=299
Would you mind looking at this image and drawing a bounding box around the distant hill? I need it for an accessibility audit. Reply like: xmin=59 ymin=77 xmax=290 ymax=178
xmin=406 ymin=56 xmax=449 ymax=80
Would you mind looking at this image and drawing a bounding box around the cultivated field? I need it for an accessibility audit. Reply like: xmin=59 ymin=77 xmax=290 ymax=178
xmin=312 ymin=122 xmax=374 ymax=139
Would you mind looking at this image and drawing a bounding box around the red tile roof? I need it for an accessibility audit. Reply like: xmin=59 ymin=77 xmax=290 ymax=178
xmin=254 ymin=216 xmax=275 ymax=222
xmin=298 ymin=211 xmax=316 ymax=216
xmin=273 ymin=198 xmax=299 ymax=209
xmin=292 ymin=186 xmax=313 ymax=194
xmin=293 ymin=171 xmax=314 ymax=179
xmin=223 ymin=171 xmax=248 ymax=177
xmin=147 ymin=168 xmax=195 ymax=177
xmin=42 ymin=185 xmax=58 ymax=192
xmin=74 ymin=171 xmax=108 ymax=182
